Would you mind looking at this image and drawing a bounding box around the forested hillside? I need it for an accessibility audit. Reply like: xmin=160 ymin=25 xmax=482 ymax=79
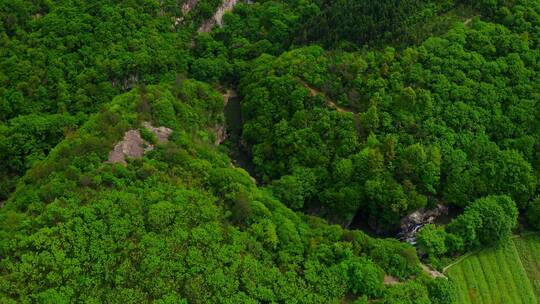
xmin=0 ymin=80 xmax=451 ymax=303
xmin=0 ymin=0 xmax=539 ymax=303
xmin=238 ymin=5 xmax=540 ymax=231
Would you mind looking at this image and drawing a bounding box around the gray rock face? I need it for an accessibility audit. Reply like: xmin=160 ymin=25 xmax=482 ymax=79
xmin=107 ymin=130 xmax=151 ymax=164
xmin=198 ymin=0 xmax=240 ymax=32
xmin=174 ymin=0 xmax=199 ymax=26
xmin=107 ymin=122 xmax=172 ymax=165
xmin=214 ymin=125 xmax=227 ymax=145
xmin=398 ymin=204 xmax=448 ymax=245
xmin=142 ymin=122 xmax=173 ymax=144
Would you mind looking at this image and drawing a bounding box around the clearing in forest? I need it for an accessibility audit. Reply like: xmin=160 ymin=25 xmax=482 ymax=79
xmin=447 ymin=234 xmax=540 ymax=304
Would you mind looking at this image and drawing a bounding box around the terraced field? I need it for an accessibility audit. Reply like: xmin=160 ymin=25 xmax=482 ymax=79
xmin=514 ymin=235 xmax=540 ymax=298
xmin=447 ymin=234 xmax=540 ymax=304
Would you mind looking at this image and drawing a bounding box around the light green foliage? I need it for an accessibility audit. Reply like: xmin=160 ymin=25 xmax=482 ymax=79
xmin=425 ymin=277 xmax=458 ymax=304
xmin=513 ymin=235 xmax=540 ymax=298
xmin=448 ymin=236 xmax=540 ymax=304
xmin=447 ymin=195 xmax=518 ymax=250
xmin=270 ymin=167 xmax=317 ymax=210
xmin=417 ymin=224 xmax=449 ymax=258
xmin=0 ymin=82 xmax=424 ymax=303
xmin=236 ymin=1 xmax=540 ymax=232
xmin=0 ymin=0 xmax=538 ymax=302
xmin=382 ymin=280 xmax=431 ymax=304
xmin=340 ymin=256 xmax=384 ymax=297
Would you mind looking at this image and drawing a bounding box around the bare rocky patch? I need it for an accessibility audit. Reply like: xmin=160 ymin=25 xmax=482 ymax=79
xmin=142 ymin=122 xmax=173 ymax=144
xmin=384 ymin=275 xmax=401 ymax=285
xmin=198 ymin=0 xmax=240 ymax=32
xmin=398 ymin=204 xmax=448 ymax=244
xmin=174 ymin=0 xmax=199 ymax=26
xmin=214 ymin=125 xmax=227 ymax=145
xmin=214 ymin=89 xmax=237 ymax=145
xmin=107 ymin=122 xmax=172 ymax=165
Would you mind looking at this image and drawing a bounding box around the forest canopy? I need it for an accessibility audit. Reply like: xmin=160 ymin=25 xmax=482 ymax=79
xmin=0 ymin=0 xmax=539 ymax=303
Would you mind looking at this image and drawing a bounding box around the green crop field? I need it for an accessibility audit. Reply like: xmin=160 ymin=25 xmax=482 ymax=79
xmin=514 ymin=235 xmax=540 ymax=298
xmin=447 ymin=235 xmax=540 ymax=304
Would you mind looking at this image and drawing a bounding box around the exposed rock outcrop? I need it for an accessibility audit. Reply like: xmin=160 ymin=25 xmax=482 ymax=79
xmin=111 ymin=74 xmax=139 ymax=91
xmin=215 ymin=89 xmax=237 ymax=145
xmin=198 ymin=0 xmax=239 ymax=32
xmin=214 ymin=125 xmax=227 ymax=145
xmin=107 ymin=130 xmax=151 ymax=165
xmin=142 ymin=122 xmax=173 ymax=144
xmin=398 ymin=204 xmax=448 ymax=245
xmin=174 ymin=0 xmax=199 ymax=26
xmin=107 ymin=122 xmax=172 ymax=165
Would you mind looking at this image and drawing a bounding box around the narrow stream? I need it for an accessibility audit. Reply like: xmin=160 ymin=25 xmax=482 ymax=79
xmin=222 ymin=92 xmax=458 ymax=243
xmin=349 ymin=204 xmax=460 ymax=241
xmin=223 ymin=95 xmax=257 ymax=178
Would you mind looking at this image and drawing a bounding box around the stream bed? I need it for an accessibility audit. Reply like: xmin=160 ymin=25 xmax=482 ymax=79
xmin=223 ymin=95 xmax=257 ymax=178
xmin=221 ymin=93 xmax=457 ymax=244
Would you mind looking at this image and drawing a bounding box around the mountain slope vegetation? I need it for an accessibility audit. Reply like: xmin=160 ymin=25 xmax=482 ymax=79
xmin=0 ymin=0 xmax=539 ymax=303
xmin=0 ymin=81 xmax=445 ymax=303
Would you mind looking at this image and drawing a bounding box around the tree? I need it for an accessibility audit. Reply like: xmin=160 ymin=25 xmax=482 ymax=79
xmin=526 ymin=197 xmax=540 ymax=230
xmin=382 ymin=281 xmax=430 ymax=304
xmin=417 ymin=224 xmax=448 ymax=258
xmin=269 ymin=168 xmax=317 ymax=210
xmin=425 ymin=277 xmax=457 ymax=304
xmin=447 ymin=195 xmax=518 ymax=249
xmin=491 ymin=150 xmax=537 ymax=207
xmin=341 ymin=257 xmax=384 ymax=297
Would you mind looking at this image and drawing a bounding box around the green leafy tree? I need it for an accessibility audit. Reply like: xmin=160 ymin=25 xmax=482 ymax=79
xmin=448 ymin=195 xmax=518 ymax=249
xmin=417 ymin=224 xmax=448 ymax=258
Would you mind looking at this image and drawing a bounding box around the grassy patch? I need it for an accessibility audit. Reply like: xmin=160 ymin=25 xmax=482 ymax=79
xmin=514 ymin=234 xmax=540 ymax=298
xmin=447 ymin=235 xmax=539 ymax=304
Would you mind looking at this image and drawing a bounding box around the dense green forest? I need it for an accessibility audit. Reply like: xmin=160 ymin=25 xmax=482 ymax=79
xmin=0 ymin=0 xmax=539 ymax=302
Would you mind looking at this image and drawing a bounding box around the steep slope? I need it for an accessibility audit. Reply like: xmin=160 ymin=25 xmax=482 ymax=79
xmin=0 ymin=80 xmax=449 ymax=303
xmin=237 ymin=1 xmax=540 ymax=232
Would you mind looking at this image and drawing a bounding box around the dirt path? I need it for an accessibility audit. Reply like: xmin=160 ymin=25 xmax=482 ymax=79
xmin=463 ymin=15 xmax=479 ymax=26
xmin=442 ymin=234 xmax=535 ymax=274
xmin=442 ymin=252 xmax=473 ymax=274
xmin=384 ymin=275 xmax=401 ymax=285
xmin=384 ymin=262 xmax=447 ymax=286
xmin=298 ymin=79 xmax=356 ymax=114
xmin=421 ymin=263 xmax=447 ymax=279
